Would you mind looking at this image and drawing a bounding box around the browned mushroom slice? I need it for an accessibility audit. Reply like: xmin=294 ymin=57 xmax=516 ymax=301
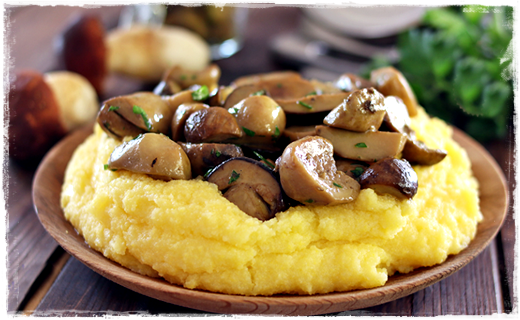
xmin=335 ymin=158 xmax=369 ymax=179
xmin=333 ymin=73 xmax=375 ymax=92
xmin=231 ymin=71 xmax=302 ymax=87
xmin=229 ymin=95 xmax=286 ymax=146
xmin=208 ymin=85 xmax=234 ymax=107
xmin=282 ymin=125 xmax=317 ymax=142
xmin=402 ymin=139 xmax=447 ymax=166
xmin=97 ymin=104 xmax=146 ymax=139
xmin=262 ymin=77 xmax=318 ymax=100
xmin=222 ymin=83 xmax=265 ymax=109
xmin=171 ymin=102 xmax=210 ymax=141
xmin=97 ymin=92 xmax=173 ymax=139
xmin=382 ymin=96 xmax=414 ymax=137
xmin=278 ymin=136 xmax=360 ymax=205
xmin=316 ymin=125 xmax=407 ymax=162
xmin=323 ymin=88 xmax=386 ymax=132
xmin=358 ymin=158 xmax=418 ymax=200
xmin=370 ymin=66 xmax=418 ymax=117
xmin=154 ymin=64 xmax=221 ymax=95
xmin=309 ymin=79 xmax=344 ymax=94
xmin=184 ymin=107 xmax=243 ymax=143
xmin=178 ymin=142 xmax=244 ymax=177
xmin=161 ymin=90 xmax=197 ymax=114
xmin=107 ymin=133 xmax=191 ymax=180
xmin=206 ymin=157 xmax=285 ymax=221
xmin=277 ymin=92 xmax=351 ymax=114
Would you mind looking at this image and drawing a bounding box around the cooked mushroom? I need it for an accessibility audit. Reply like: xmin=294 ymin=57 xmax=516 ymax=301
xmin=206 ymin=157 xmax=285 ymax=220
xmin=97 ymin=92 xmax=173 ymax=139
xmin=161 ymin=89 xmax=197 ymax=114
xmin=107 ymin=133 xmax=191 ymax=180
xmin=381 ymin=96 xmax=414 ymax=137
xmin=208 ymin=85 xmax=234 ymax=107
xmin=229 ymin=95 xmax=286 ymax=146
xmin=154 ymin=64 xmax=221 ymax=95
xmin=231 ymin=71 xmax=302 ymax=87
xmin=222 ymin=83 xmax=265 ymax=109
xmin=370 ymin=66 xmax=418 ymax=117
xmin=402 ymin=139 xmax=447 ymax=166
xmin=323 ymin=88 xmax=386 ymax=132
xmin=358 ymin=158 xmax=418 ymax=200
xmin=282 ymin=125 xmax=317 ymax=142
xmin=333 ymin=73 xmax=375 ymax=92
xmin=277 ymin=92 xmax=352 ymax=114
xmin=277 ymin=136 xmax=360 ymax=205
xmin=171 ymin=103 xmax=210 ymax=141
xmin=178 ymin=142 xmax=244 ymax=177
xmin=316 ymin=125 xmax=407 ymax=162
xmin=184 ymin=107 xmax=243 ymax=143
xmin=335 ymin=158 xmax=369 ymax=179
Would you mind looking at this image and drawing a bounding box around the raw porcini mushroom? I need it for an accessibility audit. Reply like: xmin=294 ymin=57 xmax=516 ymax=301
xmin=171 ymin=102 xmax=210 ymax=141
xmin=402 ymin=139 xmax=448 ymax=166
xmin=107 ymin=133 xmax=191 ymax=180
xmin=205 ymin=157 xmax=285 ymax=221
xmin=184 ymin=107 xmax=243 ymax=143
xmin=229 ymin=95 xmax=286 ymax=146
xmin=178 ymin=142 xmax=244 ymax=177
xmin=323 ymin=88 xmax=386 ymax=132
xmin=370 ymin=66 xmax=418 ymax=117
xmin=154 ymin=64 xmax=221 ymax=95
xmin=333 ymin=73 xmax=375 ymax=92
xmin=277 ymin=136 xmax=360 ymax=205
xmin=316 ymin=125 xmax=407 ymax=162
xmin=358 ymin=158 xmax=418 ymax=200
xmin=97 ymin=92 xmax=173 ymax=139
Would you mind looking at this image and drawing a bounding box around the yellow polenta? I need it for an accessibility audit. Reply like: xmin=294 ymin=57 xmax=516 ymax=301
xmin=61 ymin=108 xmax=481 ymax=296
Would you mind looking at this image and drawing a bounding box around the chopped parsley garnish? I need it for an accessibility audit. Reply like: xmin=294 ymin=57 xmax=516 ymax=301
xmin=304 ymin=199 xmax=314 ymax=204
xmin=350 ymin=167 xmax=365 ymax=178
xmin=191 ymin=85 xmax=210 ymax=101
xmin=191 ymin=74 xmax=197 ymax=80
xmin=211 ymin=149 xmax=222 ymax=157
xmin=306 ymin=91 xmax=317 ymax=96
xmin=108 ymin=105 xmax=120 ymax=112
xmin=271 ymin=125 xmax=281 ymax=140
xmin=253 ymin=151 xmax=275 ymax=169
xmin=132 ymin=105 xmax=152 ymax=130
xmin=229 ymin=170 xmax=240 ymax=184
xmin=276 ymin=83 xmax=282 ymax=88
xmin=242 ymin=127 xmax=256 ymax=137
xmin=180 ymin=74 xmax=187 ymax=80
xmin=228 ymin=107 xmax=239 ymax=115
xmin=103 ymin=164 xmax=117 ymax=172
xmin=297 ymin=101 xmax=313 ymax=110
xmin=333 ymin=182 xmax=343 ymax=188
xmin=355 ymin=142 xmax=367 ymax=148
xmin=204 ymin=167 xmax=214 ymax=178
xmin=251 ymin=90 xmax=266 ymax=96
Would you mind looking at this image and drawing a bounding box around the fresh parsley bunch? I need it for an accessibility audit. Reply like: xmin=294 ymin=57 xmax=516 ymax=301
xmin=364 ymin=5 xmax=514 ymax=142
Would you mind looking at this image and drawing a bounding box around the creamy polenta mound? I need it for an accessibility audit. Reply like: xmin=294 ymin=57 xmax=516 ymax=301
xmin=61 ymin=107 xmax=481 ymax=296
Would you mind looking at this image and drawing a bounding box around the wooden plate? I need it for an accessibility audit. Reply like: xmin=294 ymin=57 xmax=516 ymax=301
xmin=32 ymin=125 xmax=509 ymax=316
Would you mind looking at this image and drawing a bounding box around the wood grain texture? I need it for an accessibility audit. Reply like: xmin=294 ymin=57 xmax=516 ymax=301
xmin=31 ymin=124 xmax=509 ymax=316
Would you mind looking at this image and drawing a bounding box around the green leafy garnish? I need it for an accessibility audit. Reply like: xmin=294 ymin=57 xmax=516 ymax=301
xmin=132 ymin=105 xmax=152 ymax=130
xmin=242 ymin=127 xmax=256 ymax=137
xmin=103 ymin=164 xmax=117 ymax=172
xmin=355 ymin=142 xmax=367 ymax=148
xmin=228 ymin=107 xmax=239 ymax=115
xmin=297 ymin=101 xmax=313 ymax=110
xmin=211 ymin=149 xmax=222 ymax=157
xmin=304 ymin=199 xmax=314 ymax=204
xmin=204 ymin=167 xmax=214 ymax=178
xmin=333 ymin=182 xmax=343 ymax=188
xmin=253 ymin=151 xmax=275 ymax=169
xmin=271 ymin=126 xmax=281 ymax=140
xmin=191 ymin=85 xmax=210 ymax=101
xmin=108 ymin=105 xmax=119 ymax=112
xmin=229 ymin=170 xmax=240 ymax=184
xmin=251 ymin=90 xmax=266 ymax=96
xmin=350 ymin=167 xmax=365 ymax=178
xmin=306 ymin=91 xmax=317 ymax=96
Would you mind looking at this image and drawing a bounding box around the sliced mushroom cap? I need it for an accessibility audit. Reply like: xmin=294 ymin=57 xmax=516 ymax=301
xmin=231 ymin=71 xmax=302 ymax=87
xmin=107 ymin=133 xmax=191 ymax=180
xmin=178 ymin=142 xmax=244 ymax=177
xmin=335 ymin=158 xmax=369 ymax=179
xmin=222 ymin=83 xmax=265 ymax=109
xmin=171 ymin=102 xmax=210 ymax=141
xmin=278 ymin=136 xmax=360 ymax=205
xmin=97 ymin=92 xmax=173 ymax=139
xmin=184 ymin=107 xmax=243 ymax=143
xmin=208 ymin=85 xmax=234 ymax=107
xmin=161 ymin=89 xmax=197 ymax=114
xmin=358 ymin=157 xmax=418 ymax=200
xmin=206 ymin=157 xmax=285 ymax=221
xmin=154 ymin=63 xmax=221 ymax=95
xmin=333 ymin=73 xmax=375 ymax=92
xmin=370 ymin=66 xmax=418 ymax=117
xmin=316 ymin=125 xmax=407 ymax=162
xmin=229 ymin=95 xmax=286 ymax=146
xmin=282 ymin=125 xmax=317 ymax=142
xmin=402 ymin=139 xmax=447 ymax=166
xmin=309 ymin=79 xmax=344 ymax=94
xmin=382 ymin=96 xmax=414 ymax=137
xmin=323 ymin=88 xmax=386 ymax=132
xmin=277 ymin=92 xmax=352 ymax=114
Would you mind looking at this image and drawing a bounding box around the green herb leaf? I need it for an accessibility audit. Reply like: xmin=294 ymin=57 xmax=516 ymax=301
xmin=212 ymin=149 xmax=222 ymax=157
xmin=271 ymin=126 xmax=281 ymax=140
xmin=355 ymin=142 xmax=367 ymax=148
xmin=132 ymin=105 xmax=152 ymax=130
xmin=251 ymin=90 xmax=266 ymax=96
xmin=108 ymin=105 xmax=119 ymax=112
xmin=229 ymin=170 xmax=240 ymax=184
xmin=297 ymin=101 xmax=313 ymax=110
xmin=253 ymin=151 xmax=275 ymax=169
xmin=304 ymin=199 xmax=314 ymax=204
xmin=350 ymin=167 xmax=364 ymax=178
xmin=103 ymin=164 xmax=109 ymax=170
xmin=204 ymin=167 xmax=214 ymax=178
xmin=191 ymin=85 xmax=210 ymax=101
xmin=228 ymin=107 xmax=239 ymax=115
xmin=306 ymin=91 xmax=317 ymax=96
xmin=242 ymin=127 xmax=256 ymax=137
xmin=333 ymin=182 xmax=343 ymax=188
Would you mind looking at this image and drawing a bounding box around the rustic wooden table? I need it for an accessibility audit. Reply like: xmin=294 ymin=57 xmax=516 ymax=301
xmin=5 ymin=5 xmax=516 ymax=316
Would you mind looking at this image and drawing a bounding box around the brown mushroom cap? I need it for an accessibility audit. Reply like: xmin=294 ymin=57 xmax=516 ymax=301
xmin=278 ymin=136 xmax=360 ymax=205
xmin=184 ymin=107 xmax=243 ymax=143
xmin=155 ymin=64 xmax=221 ymax=95
xmin=358 ymin=157 xmax=418 ymax=200
xmin=382 ymin=96 xmax=414 ymax=137
xmin=107 ymin=133 xmax=191 ymax=180
xmin=282 ymin=125 xmax=317 ymax=142
xmin=178 ymin=142 xmax=244 ymax=177
xmin=171 ymin=102 xmax=210 ymax=141
xmin=231 ymin=71 xmax=302 ymax=87
xmin=206 ymin=157 xmax=285 ymax=221
xmin=402 ymin=139 xmax=448 ymax=166
xmin=333 ymin=73 xmax=375 ymax=92
xmin=370 ymin=66 xmax=418 ymax=117
xmin=323 ymin=88 xmax=386 ymax=132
